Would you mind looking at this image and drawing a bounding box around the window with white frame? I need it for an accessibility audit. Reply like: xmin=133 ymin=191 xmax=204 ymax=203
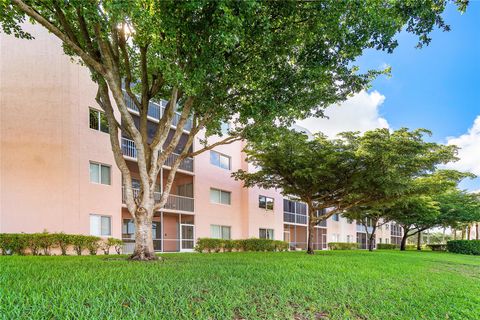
xmin=90 ymin=214 xmax=111 ymax=236
xmin=89 ymin=108 xmax=109 ymax=133
xmin=210 ymin=151 xmax=231 ymax=170
xmin=210 ymin=188 xmax=231 ymax=205
xmin=211 ymin=225 xmax=231 ymax=240
xmin=259 ymin=228 xmax=274 ymax=240
xmin=259 ymin=195 xmax=274 ymax=210
xmin=332 ymin=214 xmax=340 ymax=221
xmin=385 ymin=238 xmax=390 ymax=244
xmin=89 ymin=162 xmax=111 ymax=185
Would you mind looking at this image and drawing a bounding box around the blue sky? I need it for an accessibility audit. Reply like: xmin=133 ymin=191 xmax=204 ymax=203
xmin=300 ymin=2 xmax=480 ymax=191
xmin=357 ymin=3 xmax=480 ymax=141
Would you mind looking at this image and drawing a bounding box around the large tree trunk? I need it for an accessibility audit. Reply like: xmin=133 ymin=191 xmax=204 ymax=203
xmin=400 ymin=229 xmax=409 ymax=251
xmin=417 ymin=231 xmax=421 ymax=251
xmin=453 ymin=229 xmax=457 ymax=240
xmin=461 ymin=228 xmax=465 ymax=240
xmin=130 ymin=207 xmax=157 ymax=261
xmin=467 ymin=225 xmax=471 ymax=240
xmin=306 ymin=205 xmax=316 ymax=255
xmin=476 ymin=223 xmax=479 ymax=240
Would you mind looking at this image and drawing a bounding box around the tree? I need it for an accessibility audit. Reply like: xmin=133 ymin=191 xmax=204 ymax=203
xmin=234 ymin=127 xmax=460 ymax=253
xmin=234 ymin=128 xmax=359 ymax=254
xmin=341 ymin=128 xmax=461 ymax=251
xmin=1 ymin=1 xmax=467 ymax=260
xmin=435 ymin=190 xmax=480 ymax=239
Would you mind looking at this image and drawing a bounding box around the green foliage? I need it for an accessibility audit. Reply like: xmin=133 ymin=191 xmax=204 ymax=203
xmin=1 ymin=0 xmax=467 ymax=144
xmin=377 ymin=244 xmax=398 ymax=250
xmin=195 ymin=238 xmax=288 ymax=253
xmin=101 ymin=237 xmax=123 ymax=255
xmin=327 ymin=242 xmax=358 ymax=250
xmin=1 ymin=251 xmax=479 ymax=319
xmin=0 ymin=234 xmax=29 ymax=255
xmin=0 ymin=233 xmax=121 ymax=256
xmin=447 ymin=240 xmax=480 ymax=255
xmin=53 ymin=233 xmax=74 ymax=256
xmin=435 ymin=190 xmax=480 ymax=229
xmin=427 ymin=244 xmax=447 ymax=252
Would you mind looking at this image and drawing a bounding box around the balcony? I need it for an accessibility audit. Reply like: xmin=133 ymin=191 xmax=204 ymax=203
xmin=121 ymin=137 xmax=194 ymax=173
xmin=122 ymin=186 xmax=194 ymax=213
xmin=356 ymin=224 xmax=373 ymax=234
xmin=123 ymin=91 xmax=193 ymax=132
xmin=283 ymin=212 xmax=308 ymax=225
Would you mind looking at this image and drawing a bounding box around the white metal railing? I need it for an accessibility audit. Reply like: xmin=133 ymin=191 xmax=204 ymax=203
xmin=122 ymin=186 xmax=194 ymax=212
xmin=121 ymin=137 xmax=194 ymax=172
xmin=123 ymin=91 xmax=193 ymax=131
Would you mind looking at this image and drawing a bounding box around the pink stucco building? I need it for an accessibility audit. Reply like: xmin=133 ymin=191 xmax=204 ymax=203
xmin=0 ymin=25 xmax=400 ymax=253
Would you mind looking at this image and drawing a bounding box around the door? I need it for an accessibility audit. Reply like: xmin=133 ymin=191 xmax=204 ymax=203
xmin=152 ymin=221 xmax=162 ymax=252
xmin=180 ymin=224 xmax=195 ymax=251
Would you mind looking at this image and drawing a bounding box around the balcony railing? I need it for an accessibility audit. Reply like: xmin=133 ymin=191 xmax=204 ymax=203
xmin=123 ymin=91 xmax=193 ymax=131
xmin=121 ymin=137 xmax=194 ymax=172
xmin=283 ymin=212 xmax=308 ymax=225
xmin=122 ymin=187 xmax=194 ymax=212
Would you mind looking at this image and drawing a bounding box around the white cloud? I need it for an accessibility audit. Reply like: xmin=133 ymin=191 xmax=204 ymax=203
xmin=296 ymin=90 xmax=389 ymax=137
xmin=446 ymin=116 xmax=480 ymax=175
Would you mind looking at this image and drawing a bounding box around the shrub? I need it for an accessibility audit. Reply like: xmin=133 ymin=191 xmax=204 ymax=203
xmin=427 ymin=244 xmax=447 ymax=252
xmin=54 ymin=233 xmax=73 ymax=255
xmin=377 ymin=243 xmax=397 ymax=250
xmin=71 ymin=235 xmax=90 ymax=256
xmin=0 ymin=234 xmax=30 ymax=255
xmin=86 ymin=236 xmax=101 ymax=255
xmin=26 ymin=233 xmax=41 ymax=255
xmin=447 ymin=240 xmax=480 ymax=255
xmin=113 ymin=239 xmax=123 ymax=254
xmin=405 ymin=244 xmax=417 ymax=251
xmin=37 ymin=232 xmax=57 ymax=256
xmin=195 ymin=238 xmax=224 ymax=253
xmin=101 ymin=238 xmax=123 ymax=255
xmin=195 ymin=238 xmax=288 ymax=253
xmin=328 ymin=242 xmax=358 ymax=250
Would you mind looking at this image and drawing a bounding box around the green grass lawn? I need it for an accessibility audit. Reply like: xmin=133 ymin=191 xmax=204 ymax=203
xmin=1 ymin=251 xmax=479 ymax=319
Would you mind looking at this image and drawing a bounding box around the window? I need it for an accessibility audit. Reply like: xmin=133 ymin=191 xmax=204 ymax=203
xmin=89 ymin=108 xmax=109 ymax=133
xmin=259 ymin=228 xmax=274 ymax=240
xmin=210 ymin=151 xmax=231 ymax=170
xmin=211 ymin=225 xmax=231 ymax=239
xmin=210 ymin=188 xmax=231 ymax=205
xmin=122 ymin=219 xmax=135 ymax=239
xmin=90 ymin=214 xmax=111 ymax=236
xmin=332 ymin=214 xmax=339 ymax=221
xmin=379 ymin=238 xmax=382 ymax=243
xmin=259 ymin=195 xmax=274 ymax=210
xmin=346 ymin=235 xmax=351 ymax=243
xmin=385 ymin=238 xmax=390 ymax=244
xmin=386 ymin=224 xmax=390 ymax=230
xmin=90 ymin=162 xmax=111 ymax=185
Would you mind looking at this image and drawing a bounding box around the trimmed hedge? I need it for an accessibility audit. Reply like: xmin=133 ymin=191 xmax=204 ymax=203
xmin=0 ymin=232 xmax=123 ymax=256
xmin=327 ymin=242 xmax=358 ymax=250
xmin=377 ymin=243 xmax=397 ymax=250
xmin=426 ymin=244 xmax=447 ymax=252
xmin=447 ymin=240 xmax=480 ymax=255
xmin=195 ymin=238 xmax=289 ymax=253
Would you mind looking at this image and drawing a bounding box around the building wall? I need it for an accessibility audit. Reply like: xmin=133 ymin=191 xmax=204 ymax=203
xmin=0 ymin=24 xmax=122 ymax=238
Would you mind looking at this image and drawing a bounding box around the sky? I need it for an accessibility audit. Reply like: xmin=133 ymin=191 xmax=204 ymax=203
xmin=298 ymin=2 xmax=480 ymax=192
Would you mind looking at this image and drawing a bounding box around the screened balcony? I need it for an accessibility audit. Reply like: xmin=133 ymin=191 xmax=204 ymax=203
xmin=122 ymin=186 xmax=194 ymax=213
xmin=123 ymin=91 xmax=193 ymax=131
xmin=121 ymin=137 xmax=194 ymax=173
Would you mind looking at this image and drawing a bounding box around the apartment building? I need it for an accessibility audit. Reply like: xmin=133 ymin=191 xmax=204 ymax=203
xmin=0 ymin=25 xmax=401 ymax=253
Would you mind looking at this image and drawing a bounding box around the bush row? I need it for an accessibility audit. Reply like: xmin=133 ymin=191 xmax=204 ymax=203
xmin=195 ymin=238 xmax=289 ymax=253
xmin=327 ymin=242 xmax=359 ymax=250
xmin=447 ymin=240 xmax=480 ymax=255
xmin=377 ymin=243 xmax=398 ymax=250
xmin=0 ymin=232 xmax=123 ymax=256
